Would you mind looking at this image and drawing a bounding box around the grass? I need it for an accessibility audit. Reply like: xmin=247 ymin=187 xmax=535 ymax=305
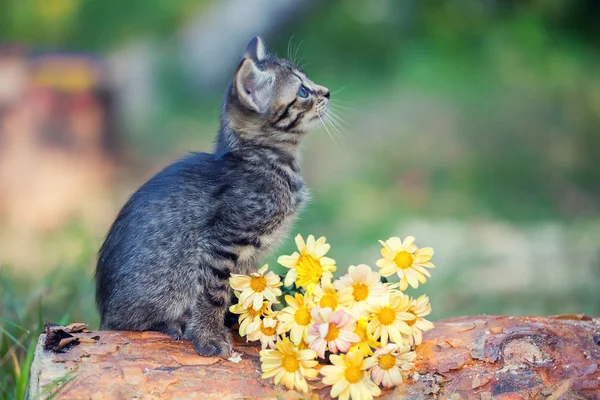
xmin=1 ymin=318 xmax=35 ymax=400
xmin=0 ymin=256 xmax=98 ymax=400
xmin=0 ymin=313 xmax=75 ymax=400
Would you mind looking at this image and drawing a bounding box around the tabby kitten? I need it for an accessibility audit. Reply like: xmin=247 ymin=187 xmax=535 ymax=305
xmin=95 ymin=37 xmax=330 ymax=357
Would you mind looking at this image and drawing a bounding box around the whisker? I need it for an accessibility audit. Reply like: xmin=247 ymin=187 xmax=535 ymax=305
xmin=331 ymin=112 xmax=347 ymax=126
xmin=324 ymin=112 xmax=347 ymax=138
xmin=323 ymin=108 xmax=347 ymax=136
xmin=323 ymin=117 xmax=347 ymax=150
xmin=326 ymin=118 xmax=344 ymax=139
xmin=329 ymin=103 xmax=356 ymax=112
xmin=318 ymin=114 xmax=340 ymax=148
xmin=293 ymin=38 xmax=305 ymax=65
xmin=318 ymin=114 xmax=336 ymax=142
xmin=287 ymin=34 xmax=296 ymax=61
xmin=330 ymin=86 xmax=347 ymax=96
xmin=328 ymin=107 xmax=353 ymax=118
xmin=327 ymin=105 xmax=350 ymax=117
xmin=326 ymin=110 xmax=348 ymax=127
xmin=325 ymin=108 xmax=344 ymax=125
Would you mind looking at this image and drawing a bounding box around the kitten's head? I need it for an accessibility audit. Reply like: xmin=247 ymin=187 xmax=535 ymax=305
xmin=224 ymin=37 xmax=330 ymax=147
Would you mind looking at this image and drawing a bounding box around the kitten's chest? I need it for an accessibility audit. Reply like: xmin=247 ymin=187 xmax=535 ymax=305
xmin=253 ymin=179 xmax=306 ymax=237
xmin=234 ymin=174 xmax=307 ymax=272
xmin=246 ymin=168 xmax=306 ymax=227
xmin=237 ymin=214 xmax=296 ymax=266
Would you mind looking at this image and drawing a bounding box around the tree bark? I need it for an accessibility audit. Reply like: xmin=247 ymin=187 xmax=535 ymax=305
xmin=29 ymin=315 xmax=600 ymax=399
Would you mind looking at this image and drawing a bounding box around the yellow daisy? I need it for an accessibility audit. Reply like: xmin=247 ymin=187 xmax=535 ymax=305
xmin=334 ymin=264 xmax=388 ymax=319
xmin=229 ymin=299 xmax=271 ymax=337
xmin=376 ymin=236 xmax=435 ymax=291
xmin=260 ymin=338 xmax=319 ymax=392
xmin=246 ymin=315 xmax=285 ymax=349
xmin=321 ymin=350 xmax=381 ymax=400
xmin=277 ymin=293 xmax=315 ymax=346
xmin=365 ymin=291 xmax=415 ymax=346
xmin=404 ymin=294 xmax=435 ymax=346
xmin=229 ymin=264 xmax=283 ymax=310
xmin=313 ymin=275 xmax=353 ymax=312
xmin=277 ymin=234 xmax=337 ymax=294
xmin=368 ymin=343 xmax=416 ymax=388
xmin=348 ymin=318 xmax=380 ymax=357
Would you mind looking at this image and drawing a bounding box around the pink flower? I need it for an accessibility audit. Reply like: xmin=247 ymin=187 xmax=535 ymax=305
xmin=306 ymin=307 xmax=360 ymax=359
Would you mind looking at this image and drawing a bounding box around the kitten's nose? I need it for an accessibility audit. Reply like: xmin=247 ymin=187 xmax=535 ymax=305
xmin=315 ymin=84 xmax=330 ymax=99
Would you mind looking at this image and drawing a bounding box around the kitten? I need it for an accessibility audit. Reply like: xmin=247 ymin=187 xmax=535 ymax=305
xmin=95 ymin=37 xmax=330 ymax=357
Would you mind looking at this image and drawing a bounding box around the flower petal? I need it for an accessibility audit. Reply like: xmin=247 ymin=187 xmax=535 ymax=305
xmin=305 ymin=235 xmax=316 ymax=254
xmin=386 ymin=237 xmax=403 ymax=251
xmin=253 ymin=294 xmax=264 ymax=310
xmin=313 ymin=242 xmax=330 ymax=258
xmin=284 ymin=269 xmax=297 ymax=287
xmin=330 ymin=379 xmax=349 ymax=398
xmin=401 ymin=236 xmax=416 ymax=248
xmin=405 ymin=268 xmax=420 ymax=288
xmin=320 ymin=256 xmax=336 ymax=266
xmin=295 ymin=234 xmax=306 ymax=252
xmin=278 ymin=254 xmax=300 ymax=269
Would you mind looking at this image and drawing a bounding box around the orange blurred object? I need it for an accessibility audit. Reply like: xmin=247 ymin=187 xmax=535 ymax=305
xmin=0 ymin=46 xmax=118 ymax=233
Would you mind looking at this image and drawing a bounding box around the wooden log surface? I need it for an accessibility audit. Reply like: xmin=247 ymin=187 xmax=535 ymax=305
xmin=29 ymin=315 xmax=600 ymax=399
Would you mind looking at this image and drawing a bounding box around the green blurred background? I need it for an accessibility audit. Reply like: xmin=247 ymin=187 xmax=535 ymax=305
xmin=1 ymin=0 xmax=600 ymax=396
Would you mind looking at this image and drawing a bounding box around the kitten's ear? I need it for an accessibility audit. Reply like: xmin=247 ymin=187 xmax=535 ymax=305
xmin=235 ymin=58 xmax=273 ymax=114
xmin=244 ymin=36 xmax=266 ymax=61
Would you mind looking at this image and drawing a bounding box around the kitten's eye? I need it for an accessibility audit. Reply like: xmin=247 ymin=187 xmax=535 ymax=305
xmin=297 ymin=85 xmax=309 ymax=99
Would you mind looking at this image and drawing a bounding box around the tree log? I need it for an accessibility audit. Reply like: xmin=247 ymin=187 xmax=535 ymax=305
xmin=29 ymin=315 xmax=600 ymax=399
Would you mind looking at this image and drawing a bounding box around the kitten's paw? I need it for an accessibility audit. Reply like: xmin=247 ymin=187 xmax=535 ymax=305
xmin=151 ymin=322 xmax=184 ymax=341
xmin=165 ymin=327 xmax=183 ymax=341
xmin=193 ymin=337 xmax=233 ymax=358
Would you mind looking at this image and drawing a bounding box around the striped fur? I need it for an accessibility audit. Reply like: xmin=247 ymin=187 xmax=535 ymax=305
xmin=95 ymin=37 xmax=330 ymax=357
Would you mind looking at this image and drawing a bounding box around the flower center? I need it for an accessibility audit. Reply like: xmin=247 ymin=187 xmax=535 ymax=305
xmin=355 ymin=325 xmax=367 ymax=342
xmin=247 ymin=307 xmax=261 ymax=318
xmin=324 ymin=323 xmax=340 ymax=342
xmin=352 ymin=283 xmax=369 ymax=302
xmin=294 ymin=306 xmax=311 ymax=326
xmin=344 ymin=366 xmax=363 ymax=384
xmin=319 ymin=293 xmax=338 ymax=310
xmin=247 ymin=303 xmax=267 ymax=318
xmin=250 ymin=275 xmax=267 ymax=293
xmin=378 ymin=354 xmax=396 ymax=370
xmin=406 ymin=316 xmax=417 ymax=326
xmin=296 ymin=254 xmax=323 ymax=286
xmin=393 ymin=251 xmax=414 ymax=270
xmin=260 ymin=325 xmax=277 ymax=336
xmin=282 ymin=354 xmax=300 ymax=372
xmin=377 ymin=307 xmax=396 ymax=326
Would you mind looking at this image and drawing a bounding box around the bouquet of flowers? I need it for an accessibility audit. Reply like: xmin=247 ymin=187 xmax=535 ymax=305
xmin=229 ymin=234 xmax=435 ymax=400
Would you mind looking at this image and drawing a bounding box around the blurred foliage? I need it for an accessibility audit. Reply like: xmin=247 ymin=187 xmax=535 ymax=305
xmin=0 ymin=0 xmax=211 ymax=49
xmin=131 ymin=0 xmax=600 ymax=221
xmin=5 ymin=0 xmax=597 ymax=219
xmin=270 ymin=0 xmax=600 ymax=221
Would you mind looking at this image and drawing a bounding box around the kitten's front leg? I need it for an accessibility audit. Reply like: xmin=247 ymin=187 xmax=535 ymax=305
xmin=187 ymin=261 xmax=234 ymax=357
